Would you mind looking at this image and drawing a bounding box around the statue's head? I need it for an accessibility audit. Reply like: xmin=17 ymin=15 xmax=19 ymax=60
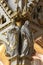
xmin=24 ymin=20 xmax=30 ymax=26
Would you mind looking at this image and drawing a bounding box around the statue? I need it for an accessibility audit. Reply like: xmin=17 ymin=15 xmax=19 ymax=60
xmin=6 ymin=20 xmax=19 ymax=58
xmin=21 ymin=20 xmax=34 ymax=57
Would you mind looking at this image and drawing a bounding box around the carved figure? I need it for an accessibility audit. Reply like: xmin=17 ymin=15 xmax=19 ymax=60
xmin=21 ymin=20 xmax=34 ymax=57
xmin=6 ymin=21 xmax=19 ymax=57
